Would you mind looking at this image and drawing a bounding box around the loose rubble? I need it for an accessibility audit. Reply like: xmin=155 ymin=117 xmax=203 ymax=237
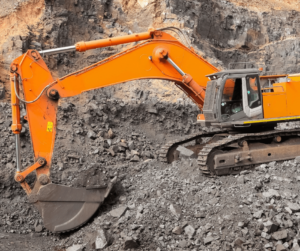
xmin=4 ymin=93 xmax=300 ymax=250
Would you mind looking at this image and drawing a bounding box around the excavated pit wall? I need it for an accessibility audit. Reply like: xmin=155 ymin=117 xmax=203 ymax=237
xmin=170 ymin=0 xmax=300 ymax=74
xmin=3 ymin=0 xmax=300 ymax=99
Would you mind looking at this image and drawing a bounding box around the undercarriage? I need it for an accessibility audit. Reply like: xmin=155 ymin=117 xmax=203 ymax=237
xmin=160 ymin=128 xmax=300 ymax=175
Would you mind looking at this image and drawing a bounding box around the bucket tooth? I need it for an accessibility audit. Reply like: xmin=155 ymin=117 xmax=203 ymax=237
xmin=33 ymin=177 xmax=117 ymax=233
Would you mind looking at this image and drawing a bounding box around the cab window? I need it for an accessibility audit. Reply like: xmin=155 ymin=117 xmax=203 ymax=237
xmin=246 ymin=76 xmax=261 ymax=108
xmin=221 ymin=78 xmax=243 ymax=116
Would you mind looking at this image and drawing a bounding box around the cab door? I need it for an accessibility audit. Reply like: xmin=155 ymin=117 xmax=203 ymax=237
xmin=242 ymin=75 xmax=262 ymax=118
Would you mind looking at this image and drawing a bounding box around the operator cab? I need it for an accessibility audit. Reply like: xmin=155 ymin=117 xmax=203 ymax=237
xmin=200 ymin=69 xmax=263 ymax=128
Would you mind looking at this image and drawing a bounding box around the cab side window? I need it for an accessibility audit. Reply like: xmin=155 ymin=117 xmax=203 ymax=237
xmin=246 ymin=76 xmax=261 ymax=109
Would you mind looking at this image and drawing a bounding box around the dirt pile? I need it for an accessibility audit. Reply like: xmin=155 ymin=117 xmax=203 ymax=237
xmin=61 ymin=158 xmax=300 ymax=251
xmin=2 ymin=88 xmax=300 ymax=250
xmin=0 ymin=89 xmax=201 ymax=249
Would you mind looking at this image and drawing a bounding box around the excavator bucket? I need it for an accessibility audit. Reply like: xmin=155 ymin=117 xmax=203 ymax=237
xmin=31 ymin=171 xmax=116 ymax=233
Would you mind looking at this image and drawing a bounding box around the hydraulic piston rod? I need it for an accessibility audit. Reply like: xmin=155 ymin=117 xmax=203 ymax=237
xmin=39 ymin=46 xmax=76 ymax=56
xmin=11 ymin=74 xmax=22 ymax=172
xmin=165 ymin=55 xmax=206 ymax=103
xmin=15 ymin=134 xmax=22 ymax=172
xmin=39 ymin=30 xmax=154 ymax=55
xmin=166 ymin=57 xmax=185 ymax=76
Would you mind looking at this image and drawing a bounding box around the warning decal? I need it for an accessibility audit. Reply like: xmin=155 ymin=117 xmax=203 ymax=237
xmin=47 ymin=122 xmax=53 ymax=132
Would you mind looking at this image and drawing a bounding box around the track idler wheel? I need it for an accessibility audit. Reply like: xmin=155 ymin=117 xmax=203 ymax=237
xmin=30 ymin=172 xmax=117 ymax=233
xmin=206 ymin=150 xmax=224 ymax=175
xmin=166 ymin=144 xmax=180 ymax=163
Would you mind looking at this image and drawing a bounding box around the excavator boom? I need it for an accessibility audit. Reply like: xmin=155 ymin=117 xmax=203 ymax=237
xmin=10 ymin=28 xmax=218 ymax=232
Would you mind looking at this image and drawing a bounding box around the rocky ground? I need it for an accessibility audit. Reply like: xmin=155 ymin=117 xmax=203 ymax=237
xmin=2 ymin=0 xmax=300 ymax=251
xmin=2 ymin=89 xmax=300 ymax=251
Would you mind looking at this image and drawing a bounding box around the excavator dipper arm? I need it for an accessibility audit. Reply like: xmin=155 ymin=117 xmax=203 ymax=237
xmin=10 ymin=29 xmax=218 ymax=232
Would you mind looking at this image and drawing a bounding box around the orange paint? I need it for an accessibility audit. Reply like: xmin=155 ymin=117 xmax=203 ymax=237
xmin=10 ymin=30 xmax=218 ymax=194
xmin=76 ymin=30 xmax=153 ymax=52
xmin=262 ymin=81 xmax=300 ymax=119
xmin=263 ymin=92 xmax=287 ymax=118
xmin=10 ymin=72 xmax=22 ymax=134
xmin=197 ymin=114 xmax=205 ymax=121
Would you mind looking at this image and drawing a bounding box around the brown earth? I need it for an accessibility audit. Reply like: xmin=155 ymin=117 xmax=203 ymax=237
xmin=0 ymin=0 xmax=44 ymax=97
xmin=228 ymin=0 xmax=300 ymax=11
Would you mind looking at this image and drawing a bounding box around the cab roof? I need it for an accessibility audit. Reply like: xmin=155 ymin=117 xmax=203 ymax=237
xmin=206 ymin=69 xmax=260 ymax=80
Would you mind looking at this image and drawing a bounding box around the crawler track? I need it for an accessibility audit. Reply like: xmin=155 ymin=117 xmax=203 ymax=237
xmin=198 ymin=129 xmax=300 ymax=175
xmin=160 ymin=128 xmax=300 ymax=176
xmin=158 ymin=129 xmax=227 ymax=163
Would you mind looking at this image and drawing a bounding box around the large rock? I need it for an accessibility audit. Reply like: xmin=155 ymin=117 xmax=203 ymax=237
xmin=124 ymin=238 xmax=139 ymax=250
xmin=184 ymin=225 xmax=195 ymax=239
xmin=34 ymin=225 xmax=43 ymax=232
xmin=264 ymin=221 xmax=279 ymax=234
xmin=253 ymin=210 xmax=264 ymax=219
xmin=285 ymin=207 xmax=293 ymax=214
xmin=94 ymin=229 xmax=110 ymax=249
xmin=131 ymin=150 xmax=139 ymax=156
xmin=204 ymin=236 xmax=214 ymax=245
xmin=169 ymin=204 xmax=182 ymax=218
xmin=237 ymin=176 xmax=245 ymax=184
xmin=66 ymin=245 xmax=84 ymax=251
xmin=172 ymin=226 xmax=183 ymax=235
xmin=276 ymin=244 xmax=287 ymax=251
xmin=178 ymin=240 xmax=188 ymax=248
xmin=83 ymin=114 xmax=93 ymax=124
xmin=234 ymin=237 xmax=245 ymax=248
xmin=286 ymin=202 xmax=300 ymax=212
xmin=262 ymin=189 xmax=280 ymax=199
xmin=272 ymin=230 xmax=288 ymax=240
xmin=147 ymin=108 xmax=158 ymax=114
xmin=107 ymin=129 xmax=115 ymax=139
xmin=130 ymin=155 xmax=140 ymax=162
xmin=87 ymin=130 xmax=97 ymax=139
xmin=128 ymin=141 xmax=135 ymax=150
xmin=265 ymin=243 xmax=273 ymax=249
xmin=107 ymin=147 xmax=115 ymax=157
xmin=295 ymin=156 xmax=300 ymax=164
xmin=292 ymin=240 xmax=300 ymax=250
xmin=109 ymin=206 xmax=127 ymax=218
xmin=176 ymin=145 xmax=196 ymax=158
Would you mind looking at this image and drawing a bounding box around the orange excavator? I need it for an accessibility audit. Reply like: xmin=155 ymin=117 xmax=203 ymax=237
xmin=9 ymin=27 xmax=300 ymax=233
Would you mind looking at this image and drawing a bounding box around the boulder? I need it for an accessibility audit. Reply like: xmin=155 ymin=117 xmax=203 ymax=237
xmin=262 ymin=189 xmax=280 ymax=199
xmin=172 ymin=226 xmax=183 ymax=235
xmin=66 ymin=245 xmax=84 ymax=251
xmin=176 ymin=145 xmax=196 ymax=158
xmin=204 ymin=236 xmax=214 ymax=245
xmin=272 ymin=230 xmax=288 ymax=240
xmin=124 ymin=238 xmax=139 ymax=250
xmin=184 ymin=225 xmax=195 ymax=239
xmin=95 ymin=229 xmax=110 ymax=250
xmin=286 ymin=202 xmax=300 ymax=212
xmin=109 ymin=206 xmax=127 ymax=218
xmin=169 ymin=204 xmax=182 ymax=218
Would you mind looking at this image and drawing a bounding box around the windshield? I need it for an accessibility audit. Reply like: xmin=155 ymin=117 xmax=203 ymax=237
xmin=221 ymin=78 xmax=243 ymax=117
